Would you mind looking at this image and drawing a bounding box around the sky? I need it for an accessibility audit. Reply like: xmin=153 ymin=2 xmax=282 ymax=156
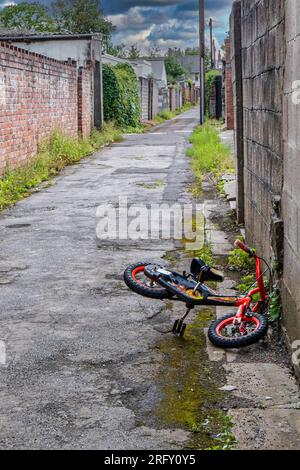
xmin=0 ymin=0 xmax=233 ymax=51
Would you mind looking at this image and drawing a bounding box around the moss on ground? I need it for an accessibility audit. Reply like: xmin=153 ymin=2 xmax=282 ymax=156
xmin=156 ymin=310 xmax=235 ymax=450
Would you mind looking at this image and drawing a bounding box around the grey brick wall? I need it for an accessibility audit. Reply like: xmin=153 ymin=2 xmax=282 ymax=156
xmin=230 ymin=0 xmax=285 ymax=259
xmin=241 ymin=0 xmax=285 ymax=261
xmin=231 ymin=0 xmax=300 ymax=354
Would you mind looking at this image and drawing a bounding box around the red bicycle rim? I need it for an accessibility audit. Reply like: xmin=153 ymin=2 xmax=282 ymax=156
xmin=132 ymin=266 xmax=146 ymax=284
xmin=216 ymin=316 xmax=260 ymax=337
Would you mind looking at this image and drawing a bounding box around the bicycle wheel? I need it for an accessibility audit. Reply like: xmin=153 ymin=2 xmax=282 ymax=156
xmin=124 ymin=262 xmax=172 ymax=300
xmin=208 ymin=313 xmax=268 ymax=349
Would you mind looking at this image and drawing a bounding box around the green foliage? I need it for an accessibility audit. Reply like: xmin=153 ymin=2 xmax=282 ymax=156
xmin=0 ymin=123 xmax=121 ymax=211
xmin=187 ymin=123 xmax=233 ymax=184
xmin=205 ymin=70 xmax=222 ymax=110
xmin=228 ymin=248 xmax=256 ymax=272
xmin=238 ymin=275 xmax=256 ymax=293
xmin=52 ymin=0 xmax=114 ymax=46
xmin=269 ymin=288 xmax=282 ymax=322
xmin=165 ymin=56 xmax=186 ymax=84
xmin=155 ymin=109 xmax=175 ymax=122
xmin=127 ymin=44 xmax=140 ymax=59
xmin=206 ymin=413 xmax=236 ymax=450
xmin=237 ymin=274 xmax=270 ymax=302
xmin=103 ymin=63 xmax=141 ymax=129
xmin=155 ymin=103 xmax=192 ymax=124
xmin=194 ymin=243 xmax=213 ymax=266
xmin=0 ymin=2 xmax=57 ymax=31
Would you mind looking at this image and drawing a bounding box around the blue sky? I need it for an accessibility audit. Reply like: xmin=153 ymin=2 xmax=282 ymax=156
xmin=0 ymin=1 xmax=233 ymax=50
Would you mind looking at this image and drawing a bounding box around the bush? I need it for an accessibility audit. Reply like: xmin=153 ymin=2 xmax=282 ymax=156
xmin=102 ymin=63 xmax=141 ymax=129
xmin=205 ymin=70 xmax=221 ymax=111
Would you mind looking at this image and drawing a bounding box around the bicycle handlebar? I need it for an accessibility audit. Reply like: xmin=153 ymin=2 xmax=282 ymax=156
xmin=234 ymin=239 xmax=254 ymax=255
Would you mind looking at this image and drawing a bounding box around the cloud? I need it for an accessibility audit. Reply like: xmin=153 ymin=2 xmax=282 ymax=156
xmin=104 ymin=0 xmax=232 ymax=49
xmin=0 ymin=1 xmax=16 ymax=8
xmin=0 ymin=0 xmax=233 ymax=50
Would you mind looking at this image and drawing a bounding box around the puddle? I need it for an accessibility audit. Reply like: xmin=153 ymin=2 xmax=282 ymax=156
xmin=135 ymin=180 xmax=167 ymax=190
xmin=156 ymin=309 xmax=234 ymax=449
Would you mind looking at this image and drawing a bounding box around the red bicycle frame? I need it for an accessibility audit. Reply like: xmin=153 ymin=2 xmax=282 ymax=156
xmin=233 ymin=240 xmax=268 ymax=322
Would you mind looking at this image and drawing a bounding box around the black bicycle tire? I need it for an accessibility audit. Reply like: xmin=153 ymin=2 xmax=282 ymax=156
xmin=208 ymin=313 xmax=268 ymax=349
xmin=124 ymin=262 xmax=172 ymax=300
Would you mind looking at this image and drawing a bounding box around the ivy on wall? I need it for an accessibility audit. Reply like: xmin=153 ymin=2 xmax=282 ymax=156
xmin=102 ymin=63 xmax=141 ymax=129
xmin=205 ymin=70 xmax=221 ymax=111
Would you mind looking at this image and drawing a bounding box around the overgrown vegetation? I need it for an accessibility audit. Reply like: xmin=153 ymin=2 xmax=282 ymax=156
xmin=187 ymin=123 xmax=233 ymax=185
xmin=228 ymin=247 xmax=256 ymax=272
xmin=165 ymin=56 xmax=186 ymax=84
xmin=0 ymin=124 xmax=121 ymax=211
xmin=194 ymin=242 xmax=214 ymax=266
xmin=102 ymin=63 xmax=141 ymax=130
xmin=0 ymin=1 xmax=114 ymax=50
xmin=205 ymin=70 xmax=222 ymax=111
xmin=269 ymin=288 xmax=282 ymax=322
xmin=155 ymin=102 xmax=192 ymax=123
xmin=237 ymin=274 xmax=270 ymax=302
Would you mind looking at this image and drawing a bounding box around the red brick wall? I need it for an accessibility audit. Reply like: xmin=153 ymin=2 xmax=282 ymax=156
xmin=78 ymin=66 xmax=93 ymax=138
xmin=0 ymin=42 xmax=93 ymax=176
xmin=224 ymin=38 xmax=234 ymax=130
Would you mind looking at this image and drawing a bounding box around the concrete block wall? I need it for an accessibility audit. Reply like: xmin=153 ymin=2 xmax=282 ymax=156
xmin=239 ymin=0 xmax=285 ymax=261
xmin=224 ymin=38 xmax=234 ymax=130
xmin=231 ymin=1 xmax=245 ymax=224
xmin=231 ymin=0 xmax=300 ymax=355
xmin=0 ymin=42 xmax=93 ymax=176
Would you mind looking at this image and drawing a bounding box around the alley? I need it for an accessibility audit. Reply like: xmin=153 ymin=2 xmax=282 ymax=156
xmin=0 ymin=108 xmax=201 ymax=449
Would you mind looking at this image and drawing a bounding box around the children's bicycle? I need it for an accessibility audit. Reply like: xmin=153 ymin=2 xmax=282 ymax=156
xmin=124 ymin=240 xmax=271 ymax=349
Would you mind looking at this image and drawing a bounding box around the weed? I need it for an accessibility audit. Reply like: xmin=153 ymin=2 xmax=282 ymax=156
xmin=269 ymin=288 xmax=282 ymax=322
xmin=237 ymin=274 xmax=270 ymax=300
xmin=0 ymin=123 xmax=122 ymax=211
xmin=187 ymin=123 xmax=234 ymax=188
xmin=228 ymin=248 xmax=255 ymax=272
xmin=135 ymin=180 xmax=166 ymax=189
xmin=155 ymin=103 xmax=193 ymax=124
xmin=193 ymin=242 xmax=214 ymax=266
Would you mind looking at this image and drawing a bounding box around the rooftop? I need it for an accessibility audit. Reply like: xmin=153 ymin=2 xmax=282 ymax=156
xmin=0 ymin=30 xmax=102 ymax=42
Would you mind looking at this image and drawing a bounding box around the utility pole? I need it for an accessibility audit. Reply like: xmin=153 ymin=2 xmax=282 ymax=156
xmin=213 ymin=39 xmax=216 ymax=69
xmin=199 ymin=0 xmax=205 ymax=125
xmin=209 ymin=18 xmax=214 ymax=70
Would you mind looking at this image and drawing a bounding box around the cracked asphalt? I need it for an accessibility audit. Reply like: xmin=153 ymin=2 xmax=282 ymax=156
xmin=0 ymin=108 xmax=199 ymax=449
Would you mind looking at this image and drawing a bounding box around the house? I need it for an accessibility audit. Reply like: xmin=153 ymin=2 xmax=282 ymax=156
xmin=177 ymin=55 xmax=200 ymax=87
xmin=140 ymin=58 xmax=169 ymax=114
xmin=0 ymin=32 xmax=104 ymax=128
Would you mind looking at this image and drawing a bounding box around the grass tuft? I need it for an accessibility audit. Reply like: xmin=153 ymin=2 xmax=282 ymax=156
xmin=155 ymin=102 xmax=192 ymax=124
xmin=187 ymin=122 xmax=234 ymax=185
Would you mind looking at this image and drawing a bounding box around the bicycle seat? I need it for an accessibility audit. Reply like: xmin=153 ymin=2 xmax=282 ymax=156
xmin=190 ymin=258 xmax=224 ymax=283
